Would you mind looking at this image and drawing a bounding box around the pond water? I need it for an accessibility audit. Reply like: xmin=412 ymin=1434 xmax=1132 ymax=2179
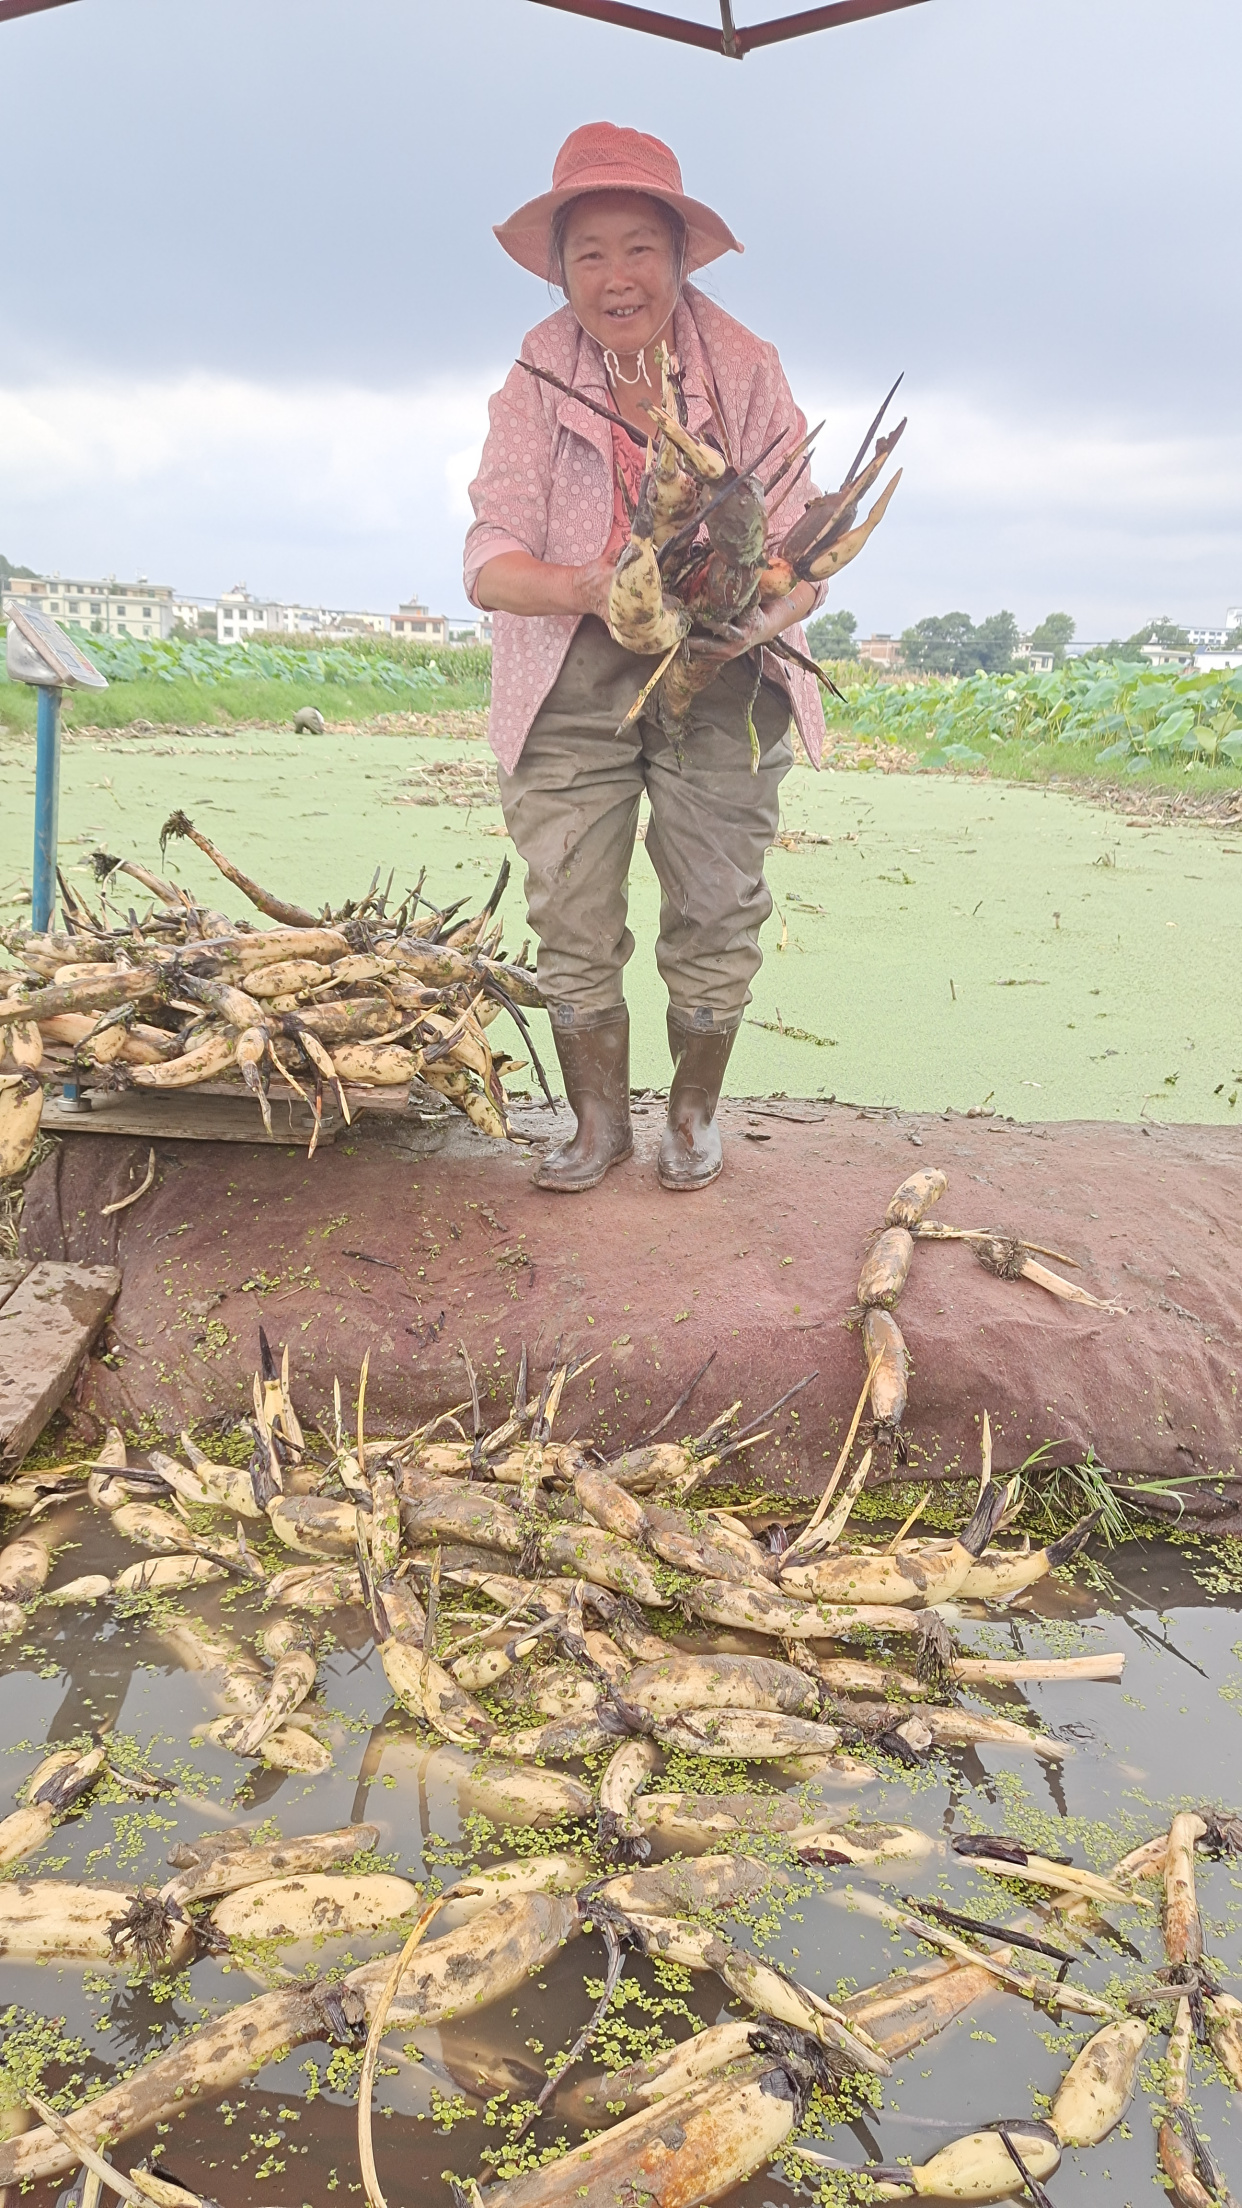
xmin=1 ymin=1507 xmax=1239 ymax=2207
xmin=2 ymin=721 xmax=1239 ymax=1121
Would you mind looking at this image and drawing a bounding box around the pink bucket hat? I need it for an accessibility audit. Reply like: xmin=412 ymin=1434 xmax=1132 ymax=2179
xmin=494 ymin=122 xmax=743 ymax=281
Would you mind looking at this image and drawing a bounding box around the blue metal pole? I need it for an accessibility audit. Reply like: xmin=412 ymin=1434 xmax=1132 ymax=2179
xmin=32 ymin=683 xmax=62 ymax=933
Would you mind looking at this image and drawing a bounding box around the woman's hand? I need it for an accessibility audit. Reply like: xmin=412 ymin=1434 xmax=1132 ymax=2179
xmin=686 ymin=579 xmax=818 ymax=668
xmin=475 ymin=550 xmax=617 ymax=623
xmin=568 ymin=556 xmax=619 ymax=625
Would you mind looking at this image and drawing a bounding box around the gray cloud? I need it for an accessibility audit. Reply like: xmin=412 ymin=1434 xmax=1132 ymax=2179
xmin=2 ymin=0 xmax=1239 ymax=629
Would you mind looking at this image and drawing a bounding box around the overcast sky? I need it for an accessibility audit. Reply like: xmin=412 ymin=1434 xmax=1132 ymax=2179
xmin=2 ymin=0 xmax=1239 ymax=635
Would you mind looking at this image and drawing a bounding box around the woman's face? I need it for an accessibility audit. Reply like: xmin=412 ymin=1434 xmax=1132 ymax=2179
xmin=560 ymin=192 xmax=680 ymax=355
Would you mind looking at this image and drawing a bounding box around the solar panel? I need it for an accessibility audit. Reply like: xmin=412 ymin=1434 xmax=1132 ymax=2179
xmin=4 ymin=603 xmax=109 ymax=689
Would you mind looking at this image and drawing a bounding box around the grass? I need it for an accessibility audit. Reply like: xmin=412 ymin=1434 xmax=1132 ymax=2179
xmin=0 ymin=626 xmax=491 ymax=735
xmin=4 ymin=631 xmax=1240 ymax=811
xmin=869 ymin=727 xmax=1237 ymax=798
xmin=0 ymin=671 xmax=490 ymax=735
xmin=705 ymin=1457 xmax=1206 ymax=1545
xmin=1 ymin=680 xmax=1233 ymax=811
xmin=831 ymin=721 xmax=1242 ymax=811
xmin=787 ymin=1454 xmax=1211 ymax=1546
xmin=1005 ymin=1444 xmax=1220 ymax=1546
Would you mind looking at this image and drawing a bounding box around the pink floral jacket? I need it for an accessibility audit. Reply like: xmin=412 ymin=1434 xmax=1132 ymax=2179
xmin=463 ymin=285 xmax=827 ymax=772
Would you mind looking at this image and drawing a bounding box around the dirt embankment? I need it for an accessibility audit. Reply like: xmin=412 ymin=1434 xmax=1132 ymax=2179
xmin=18 ymin=1104 xmax=1242 ymax=1523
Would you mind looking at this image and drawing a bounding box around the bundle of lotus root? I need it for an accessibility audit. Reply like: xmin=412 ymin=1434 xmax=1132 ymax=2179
xmin=0 ymin=824 xmax=550 ymax=1172
xmin=521 ymin=352 xmax=903 ymax=741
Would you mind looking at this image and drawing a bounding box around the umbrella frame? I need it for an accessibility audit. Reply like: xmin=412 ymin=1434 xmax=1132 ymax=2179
xmin=1 ymin=0 xmax=929 ymax=44
xmin=530 ymin=0 xmax=927 ymax=54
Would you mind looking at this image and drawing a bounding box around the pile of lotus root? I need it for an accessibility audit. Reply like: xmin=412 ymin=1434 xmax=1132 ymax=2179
xmin=0 ymin=815 xmax=548 ymax=1172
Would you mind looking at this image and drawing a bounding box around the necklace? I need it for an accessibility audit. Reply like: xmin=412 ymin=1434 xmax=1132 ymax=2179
xmin=603 ymin=346 xmax=650 ymax=389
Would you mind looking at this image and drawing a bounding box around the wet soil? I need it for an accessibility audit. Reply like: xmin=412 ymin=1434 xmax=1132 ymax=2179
xmin=21 ymin=1106 xmax=1242 ymax=1503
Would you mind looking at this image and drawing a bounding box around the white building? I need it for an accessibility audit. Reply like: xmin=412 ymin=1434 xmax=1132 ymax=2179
xmin=216 ymin=588 xmax=339 ymax=643
xmin=216 ymin=587 xmax=260 ymax=643
xmin=3 ymin=572 xmax=174 ymax=640
xmin=390 ymin=595 xmax=448 ymax=647
xmin=217 ymin=586 xmax=404 ymax=644
xmin=173 ymin=598 xmax=221 ymax=635
xmin=217 ymin=588 xmax=257 ymax=643
xmin=322 ymin=610 xmax=392 ymax=637
xmin=216 ymin=586 xmax=309 ymax=644
xmin=1140 ymin=636 xmax=1194 ymax=668
xmin=274 ymin=604 xmax=335 ymax=637
xmin=1181 ymin=611 xmax=1242 ymax=648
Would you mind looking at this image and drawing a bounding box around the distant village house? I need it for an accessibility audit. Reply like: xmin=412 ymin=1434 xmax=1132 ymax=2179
xmin=3 ymin=572 xmax=174 ymax=639
xmin=215 ymin=585 xmax=455 ymax=648
xmin=855 ymin=634 xmax=902 ymax=669
xmin=1 ymin=569 xmax=499 ymax=652
xmin=390 ymin=596 xmax=449 ymax=647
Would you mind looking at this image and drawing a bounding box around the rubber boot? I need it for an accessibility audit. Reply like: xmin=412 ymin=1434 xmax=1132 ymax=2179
xmin=534 ymin=1008 xmax=633 ymax=1193
xmin=658 ymin=1014 xmax=737 ymax=1192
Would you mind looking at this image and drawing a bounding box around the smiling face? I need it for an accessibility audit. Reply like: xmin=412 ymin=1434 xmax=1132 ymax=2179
xmin=558 ymin=191 xmax=683 ymax=359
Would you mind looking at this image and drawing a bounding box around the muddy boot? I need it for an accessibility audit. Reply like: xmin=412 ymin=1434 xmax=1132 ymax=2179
xmin=534 ymin=1008 xmax=633 ymax=1194
xmin=658 ymin=1014 xmax=737 ymax=1192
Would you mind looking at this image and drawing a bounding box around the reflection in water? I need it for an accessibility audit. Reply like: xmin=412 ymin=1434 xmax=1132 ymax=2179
xmin=44 ymin=1625 xmax=143 ymax=1744
xmin=1120 ymin=1604 xmax=1211 ymax=1677
xmin=231 ymin=1758 xmax=295 ymax=1813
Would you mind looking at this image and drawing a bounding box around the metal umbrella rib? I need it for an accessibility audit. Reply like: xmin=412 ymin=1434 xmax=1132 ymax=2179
xmin=0 ymin=0 xmax=78 ymax=19
xmin=1 ymin=0 xmax=930 ymax=39
xmin=527 ymin=0 xmax=929 ymax=53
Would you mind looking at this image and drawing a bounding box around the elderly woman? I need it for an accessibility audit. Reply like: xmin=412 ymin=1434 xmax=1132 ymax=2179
xmin=465 ymin=123 xmax=825 ymax=1194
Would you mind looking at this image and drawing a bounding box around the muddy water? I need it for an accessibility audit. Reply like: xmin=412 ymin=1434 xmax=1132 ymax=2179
xmin=1 ymin=1519 xmax=1239 ymax=2205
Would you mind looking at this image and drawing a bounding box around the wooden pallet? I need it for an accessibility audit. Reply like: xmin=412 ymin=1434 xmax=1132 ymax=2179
xmin=39 ymin=1079 xmax=423 ymax=1148
xmin=40 ymin=1086 xmax=339 ymax=1146
xmin=0 ymin=1260 xmax=121 ymax=1466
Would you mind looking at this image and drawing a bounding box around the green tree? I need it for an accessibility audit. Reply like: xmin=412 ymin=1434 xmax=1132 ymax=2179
xmin=170 ymin=610 xmax=217 ymax=643
xmin=973 ymin=610 xmax=1019 ymax=674
xmin=806 ymin=608 xmax=858 ymax=660
xmin=0 ymin=554 xmax=37 ymax=590
xmin=1117 ymin=616 xmax=1191 ymax=658
xmin=901 ymin=609 xmax=1018 ymax=676
xmin=1087 ymin=617 xmax=1193 ymax=663
xmin=1028 ymin=611 xmax=1075 ymax=665
xmin=900 ymin=611 xmax=977 ymax=674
